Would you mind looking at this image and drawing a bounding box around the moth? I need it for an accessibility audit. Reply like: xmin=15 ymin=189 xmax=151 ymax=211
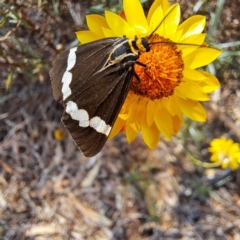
xmin=50 ymin=5 xmax=200 ymax=157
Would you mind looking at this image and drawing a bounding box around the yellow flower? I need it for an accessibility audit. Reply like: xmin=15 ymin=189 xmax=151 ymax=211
xmin=208 ymin=137 xmax=240 ymax=170
xmin=76 ymin=0 xmax=221 ymax=149
xmin=54 ymin=128 xmax=66 ymax=141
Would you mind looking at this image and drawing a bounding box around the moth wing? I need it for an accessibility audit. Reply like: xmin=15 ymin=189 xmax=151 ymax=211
xmin=62 ymin=68 xmax=133 ymax=157
xmin=50 ymin=38 xmax=119 ymax=103
xmin=50 ymin=38 xmax=134 ymax=157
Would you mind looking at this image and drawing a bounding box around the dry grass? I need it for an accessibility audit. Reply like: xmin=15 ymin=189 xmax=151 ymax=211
xmin=1 ymin=0 xmax=240 ymax=239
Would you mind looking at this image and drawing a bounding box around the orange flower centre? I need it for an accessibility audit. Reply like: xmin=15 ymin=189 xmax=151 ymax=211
xmin=131 ymin=34 xmax=184 ymax=100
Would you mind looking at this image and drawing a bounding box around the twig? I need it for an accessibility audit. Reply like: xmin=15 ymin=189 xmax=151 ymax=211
xmin=0 ymin=20 xmax=21 ymax=42
xmin=204 ymin=168 xmax=232 ymax=186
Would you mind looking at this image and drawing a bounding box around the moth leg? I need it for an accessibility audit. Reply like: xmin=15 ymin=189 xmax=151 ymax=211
xmin=133 ymin=71 xmax=141 ymax=83
xmin=135 ymin=61 xmax=152 ymax=80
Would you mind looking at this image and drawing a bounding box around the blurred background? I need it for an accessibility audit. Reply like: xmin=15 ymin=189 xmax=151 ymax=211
xmin=0 ymin=0 xmax=240 ymax=239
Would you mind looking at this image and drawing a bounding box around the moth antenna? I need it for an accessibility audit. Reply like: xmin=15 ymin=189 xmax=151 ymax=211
xmin=149 ymin=41 xmax=206 ymax=47
xmin=149 ymin=41 xmax=219 ymax=50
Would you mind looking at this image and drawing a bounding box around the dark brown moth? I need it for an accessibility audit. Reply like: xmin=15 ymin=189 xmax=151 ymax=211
xmin=50 ymin=4 xmax=203 ymax=157
xmin=50 ymin=37 xmax=150 ymax=157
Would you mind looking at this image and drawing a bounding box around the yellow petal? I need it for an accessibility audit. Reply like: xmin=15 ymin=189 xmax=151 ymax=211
xmin=183 ymin=66 xmax=207 ymax=81
xmin=147 ymin=0 xmax=170 ymax=24
xmin=156 ymin=4 xmax=180 ymax=37
xmin=75 ymin=31 xmax=102 ymax=43
xmin=118 ymin=113 xmax=128 ymax=121
xmin=167 ymin=28 xmax=183 ymax=42
xmin=221 ymin=161 xmax=229 ymax=169
xmin=121 ymin=93 xmax=139 ymax=114
xmin=175 ymin=81 xmax=210 ymax=101
xmin=102 ymin=27 xmax=117 ymax=37
xmin=160 ymin=0 xmax=170 ymax=12
xmin=148 ymin=6 xmax=163 ymax=35
xmin=179 ymin=33 xmax=206 ymax=56
xmin=147 ymin=100 xmax=158 ymax=126
xmin=147 ymin=0 xmax=162 ymax=22
xmin=178 ymin=15 xmax=206 ymax=38
xmin=172 ymin=114 xmax=183 ymax=134
xmin=155 ymin=107 xmax=174 ymax=139
xmin=183 ymin=70 xmax=218 ymax=96
xmin=86 ymin=14 xmax=109 ymax=35
xmin=141 ymin=105 xmax=160 ymax=148
xmin=229 ymin=161 xmax=239 ymax=170
xmin=125 ymin=97 xmax=147 ymax=143
xmin=161 ymin=96 xmax=182 ymax=118
xmin=184 ymin=47 xmax=222 ymax=69
xmin=109 ymin=117 xmax=125 ymax=139
xmin=123 ymin=0 xmax=148 ymax=36
xmin=184 ymin=68 xmax=220 ymax=93
xmin=198 ymin=71 xmax=220 ymax=92
xmin=159 ymin=0 xmax=170 ymax=13
xmin=126 ymin=123 xmax=139 ymax=143
xmin=142 ymin=121 xmax=161 ymax=149
xmin=177 ymin=97 xmax=206 ymax=122
xmin=126 ymin=98 xmax=144 ymax=133
xmin=105 ymin=10 xmax=135 ymax=38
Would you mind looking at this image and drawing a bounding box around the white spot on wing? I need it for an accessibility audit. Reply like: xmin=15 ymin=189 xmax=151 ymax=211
xmin=67 ymin=47 xmax=77 ymax=70
xmin=61 ymin=47 xmax=77 ymax=100
xmin=66 ymin=101 xmax=89 ymax=127
xmin=62 ymin=72 xmax=72 ymax=100
xmin=66 ymin=101 xmax=112 ymax=136
xmin=90 ymin=116 xmax=112 ymax=136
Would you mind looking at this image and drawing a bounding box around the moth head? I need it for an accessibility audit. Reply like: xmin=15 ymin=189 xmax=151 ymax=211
xmin=137 ymin=38 xmax=150 ymax=53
